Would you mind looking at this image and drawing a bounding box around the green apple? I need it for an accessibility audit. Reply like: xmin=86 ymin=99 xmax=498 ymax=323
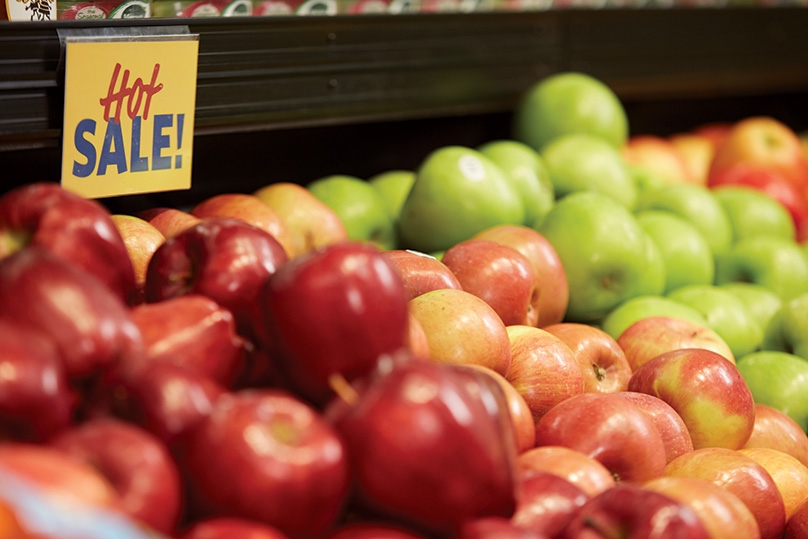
xmin=398 ymin=146 xmax=524 ymax=254
xmin=538 ymin=190 xmax=665 ymax=323
xmin=712 ymin=185 xmax=796 ymax=243
xmin=307 ymin=174 xmax=396 ymax=250
xmin=541 ymin=133 xmax=637 ymax=209
xmin=667 ymin=284 xmax=762 ymax=359
xmin=736 ymin=351 xmax=808 ymax=432
xmin=635 ymin=183 xmax=733 ymax=257
xmin=368 ymin=169 xmax=416 ymax=222
xmin=719 ymin=282 xmax=783 ymax=339
xmin=477 ymin=139 xmax=555 ymax=229
xmin=629 ymin=163 xmax=668 ymax=199
xmin=762 ymin=292 xmax=808 ymax=360
xmin=714 ymin=236 xmax=808 ymax=301
xmin=636 ymin=210 xmax=714 ymax=293
xmin=513 ymin=71 xmax=628 ymax=152
xmin=599 ymin=294 xmax=708 ymax=340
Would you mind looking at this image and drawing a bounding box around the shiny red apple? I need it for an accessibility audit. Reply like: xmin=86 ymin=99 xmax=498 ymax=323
xmin=50 ymin=417 xmax=182 ymax=534
xmin=180 ymin=389 xmax=350 ymax=539
xmin=130 ymin=294 xmax=248 ymax=387
xmin=613 ymin=391 xmax=693 ymax=464
xmin=442 ymin=239 xmax=540 ymax=326
xmin=260 ymin=241 xmax=410 ymax=404
xmin=0 ymin=182 xmax=136 ymax=303
xmin=0 ymin=247 xmax=143 ymax=380
xmin=145 ymin=217 xmax=289 ymax=342
xmin=382 ymin=249 xmax=463 ymax=301
xmin=533 ymin=392 xmax=668 ymax=483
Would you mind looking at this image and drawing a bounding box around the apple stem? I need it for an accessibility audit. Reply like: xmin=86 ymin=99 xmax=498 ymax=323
xmin=329 ymin=373 xmax=359 ymax=406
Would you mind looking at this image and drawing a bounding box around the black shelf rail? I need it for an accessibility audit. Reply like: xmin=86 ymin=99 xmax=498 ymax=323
xmin=1 ymin=7 xmax=808 ymax=155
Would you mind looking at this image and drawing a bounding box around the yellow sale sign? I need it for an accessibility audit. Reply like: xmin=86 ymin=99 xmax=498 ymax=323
xmin=61 ymin=37 xmax=199 ymax=199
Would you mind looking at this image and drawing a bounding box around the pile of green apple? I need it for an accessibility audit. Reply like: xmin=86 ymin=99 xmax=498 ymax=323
xmin=3 ymin=71 xmax=808 ymax=539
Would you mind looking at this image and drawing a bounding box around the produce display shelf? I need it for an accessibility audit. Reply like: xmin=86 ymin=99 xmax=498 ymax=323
xmin=1 ymin=7 xmax=807 ymax=208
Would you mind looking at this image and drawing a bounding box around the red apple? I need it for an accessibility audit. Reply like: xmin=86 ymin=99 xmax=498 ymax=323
xmin=383 ymin=249 xmax=463 ymax=301
xmin=191 ymin=193 xmax=295 ymax=258
xmin=744 ymin=404 xmax=808 ymax=468
xmin=628 ymin=348 xmax=756 ymax=450
xmin=50 ymin=417 xmax=182 ymax=534
xmin=110 ymin=214 xmax=166 ymax=305
xmin=330 ymin=358 xmax=518 ymax=536
xmin=786 ymin=497 xmax=808 ymax=539
xmin=622 ymin=134 xmax=696 ymax=186
xmin=138 ymin=207 xmax=202 ymax=239
xmin=130 ymin=294 xmax=249 ymax=387
xmin=409 ymin=288 xmax=512 ymax=377
xmin=510 ymin=470 xmax=588 ymax=537
xmin=613 ymin=391 xmax=693 ymax=464
xmin=505 ymin=325 xmax=584 ymax=423
xmin=560 ymin=483 xmax=711 ymax=539
xmin=180 ymin=389 xmax=350 ymax=538
xmin=458 ymin=517 xmax=543 ymax=539
xmin=260 ymin=241 xmax=410 ymax=404
xmin=442 ymin=239 xmax=539 ymax=326
xmin=617 ymin=316 xmax=735 ymax=371
xmin=0 ymin=247 xmax=144 ymax=380
xmin=145 ymin=217 xmax=289 ymax=342
xmin=462 ymin=365 xmax=536 ymax=454
xmin=0 ymin=319 xmax=75 ymax=442
xmin=329 ymin=522 xmax=427 ymax=539
xmin=664 ymin=447 xmax=786 ymax=539
xmin=534 ymin=392 xmax=668 ymax=484
xmin=181 ymin=517 xmax=291 ymax=539
xmin=0 ymin=182 xmax=136 ymax=303
xmin=99 ymin=359 xmax=226 ymax=448
xmin=644 ymin=475 xmax=761 ymax=539
xmin=253 ymin=182 xmax=348 ymax=259
xmin=739 ymin=447 xmax=808 ymax=519
xmin=471 ymin=224 xmax=569 ymax=327
xmin=543 ymin=322 xmax=632 ymax=394
xmin=517 ymin=446 xmax=616 ymax=498
xmin=708 ymin=116 xmax=808 ymax=191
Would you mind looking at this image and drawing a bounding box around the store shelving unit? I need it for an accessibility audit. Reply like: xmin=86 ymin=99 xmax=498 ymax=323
xmin=1 ymin=7 xmax=807 ymax=210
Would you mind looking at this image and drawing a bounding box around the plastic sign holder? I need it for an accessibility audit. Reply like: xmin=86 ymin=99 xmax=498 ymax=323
xmin=58 ymin=26 xmax=199 ymax=199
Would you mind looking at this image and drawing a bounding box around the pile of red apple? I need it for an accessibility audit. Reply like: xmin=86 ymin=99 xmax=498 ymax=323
xmin=3 ymin=71 xmax=808 ymax=539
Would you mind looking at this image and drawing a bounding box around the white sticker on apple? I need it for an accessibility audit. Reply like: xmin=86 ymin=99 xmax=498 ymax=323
xmin=458 ymin=155 xmax=486 ymax=182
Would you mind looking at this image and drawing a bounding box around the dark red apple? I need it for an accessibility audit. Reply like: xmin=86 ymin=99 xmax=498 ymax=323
xmin=50 ymin=417 xmax=182 ymax=534
xmin=442 ymin=239 xmax=539 ymax=327
xmin=458 ymin=517 xmax=544 ymax=539
xmin=382 ymin=249 xmax=463 ymax=301
xmin=130 ymin=294 xmax=249 ymax=387
xmin=331 ymin=358 xmax=518 ymax=535
xmin=99 ymin=359 xmax=226 ymax=448
xmin=0 ymin=247 xmax=144 ymax=380
xmin=0 ymin=319 xmax=75 ymax=442
xmin=560 ymin=484 xmax=711 ymax=539
xmin=510 ymin=471 xmax=588 ymax=537
xmin=613 ymin=391 xmax=694 ymax=464
xmin=180 ymin=389 xmax=350 ymax=539
xmin=533 ymin=392 xmax=668 ymax=484
xmin=260 ymin=241 xmax=410 ymax=404
xmin=0 ymin=182 xmax=136 ymax=303
xmin=181 ymin=517 xmax=290 ymax=539
xmin=145 ymin=217 xmax=289 ymax=341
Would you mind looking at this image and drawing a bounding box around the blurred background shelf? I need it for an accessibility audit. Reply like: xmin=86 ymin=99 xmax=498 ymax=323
xmin=1 ymin=7 xmax=807 ymax=210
